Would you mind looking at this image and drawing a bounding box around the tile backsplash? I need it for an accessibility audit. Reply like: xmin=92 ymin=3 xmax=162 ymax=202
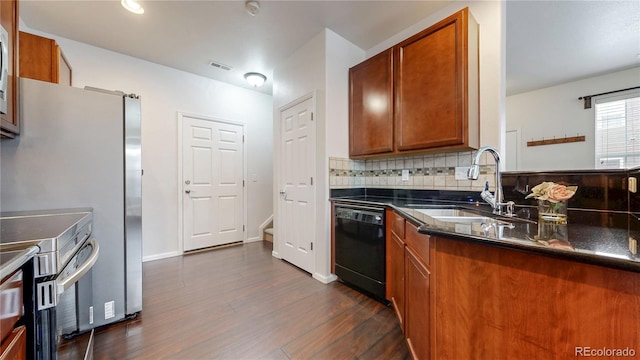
xmin=329 ymin=151 xmax=496 ymax=191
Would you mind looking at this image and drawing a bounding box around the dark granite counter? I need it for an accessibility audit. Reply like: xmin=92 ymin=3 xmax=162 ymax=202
xmin=330 ymin=192 xmax=639 ymax=273
xmin=0 ymin=245 xmax=39 ymax=280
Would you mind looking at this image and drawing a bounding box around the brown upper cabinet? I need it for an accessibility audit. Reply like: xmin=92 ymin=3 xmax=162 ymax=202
xmin=0 ymin=0 xmax=19 ymax=138
xmin=20 ymin=31 xmax=72 ymax=86
xmin=349 ymin=48 xmax=394 ymax=156
xmin=349 ymin=7 xmax=479 ymax=158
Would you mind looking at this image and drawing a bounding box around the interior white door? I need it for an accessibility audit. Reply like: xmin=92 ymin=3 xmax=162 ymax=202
xmin=279 ymin=97 xmax=315 ymax=273
xmin=183 ymin=116 xmax=244 ymax=251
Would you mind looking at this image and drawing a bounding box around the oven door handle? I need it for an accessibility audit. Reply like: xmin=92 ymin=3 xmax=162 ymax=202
xmin=56 ymin=238 xmax=100 ymax=295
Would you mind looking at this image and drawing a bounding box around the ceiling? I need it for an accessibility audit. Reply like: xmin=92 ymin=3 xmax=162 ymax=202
xmin=506 ymin=0 xmax=640 ymax=96
xmin=20 ymin=1 xmax=640 ymax=97
xmin=19 ymin=0 xmax=453 ymax=95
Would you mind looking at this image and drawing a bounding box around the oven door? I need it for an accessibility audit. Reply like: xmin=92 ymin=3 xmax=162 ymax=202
xmin=56 ymin=238 xmax=99 ymax=336
xmin=35 ymin=238 xmax=99 ymax=360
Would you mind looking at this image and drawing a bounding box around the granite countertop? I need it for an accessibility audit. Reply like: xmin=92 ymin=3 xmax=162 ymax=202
xmin=330 ymin=195 xmax=640 ymax=273
xmin=0 ymin=246 xmax=39 ymax=280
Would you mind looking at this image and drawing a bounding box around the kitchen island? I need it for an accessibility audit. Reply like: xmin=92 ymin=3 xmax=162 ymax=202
xmin=331 ymin=190 xmax=639 ymax=360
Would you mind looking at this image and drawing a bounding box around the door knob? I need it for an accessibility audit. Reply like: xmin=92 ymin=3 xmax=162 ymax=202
xmin=279 ymin=188 xmax=288 ymax=200
xmin=185 ymin=189 xmax=191 ymax=194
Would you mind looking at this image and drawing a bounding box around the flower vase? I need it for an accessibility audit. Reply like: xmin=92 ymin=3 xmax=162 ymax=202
xmin=537 ymin=199 xmax=568 ymax=225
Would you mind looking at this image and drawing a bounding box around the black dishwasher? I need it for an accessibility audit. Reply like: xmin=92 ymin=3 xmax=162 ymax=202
xmin=334 ymin=205 xmax=387 ymax=302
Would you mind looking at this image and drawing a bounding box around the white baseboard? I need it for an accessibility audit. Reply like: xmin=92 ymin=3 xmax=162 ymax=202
xmin=245 ymin=236 xmax=262 ymax=243
xmin=258 ymin=214 xmax=274 ymax=240
xmin=271 ymin=250 xmax=281 ymax=259
xmin=142 ymin=251 xmax=181 ymax=263
xmin=313 ymin=272 xmax=338 ymax=284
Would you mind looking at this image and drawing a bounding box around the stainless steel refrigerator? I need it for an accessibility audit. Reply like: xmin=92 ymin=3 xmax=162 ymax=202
xmin=1 ymin=77 xmax=143 ymax=329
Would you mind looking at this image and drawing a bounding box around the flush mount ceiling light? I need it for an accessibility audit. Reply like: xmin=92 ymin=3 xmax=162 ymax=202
xmin=245 ymin=1 xmax=260 ymax=16
xmin=244 ymin=72 xmax=266 ymax=87
xmin=121 ymin=0 xmax=144 ymax=14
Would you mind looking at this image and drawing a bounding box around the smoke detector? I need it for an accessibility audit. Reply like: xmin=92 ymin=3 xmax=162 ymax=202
xmin=245 ymin=1 xmax=260 ymax=16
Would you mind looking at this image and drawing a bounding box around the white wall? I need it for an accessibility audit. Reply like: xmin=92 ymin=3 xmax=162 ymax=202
xmin=21 ymin=27 xmax=274 ymax=261
xmin=272 ymin=29 xmax=364 ymax=282
xmin=320 ymin=30 xmax=365 ymax=279
xmin=326 ymin=30 xmax=366 ymax=158
xmin=506 ymin=67 xmax=640 ymax=171
xmin=367 ymin=1 xmax=505 ymax=154
xmin=272 ymin=30 xmax=326 ymax=275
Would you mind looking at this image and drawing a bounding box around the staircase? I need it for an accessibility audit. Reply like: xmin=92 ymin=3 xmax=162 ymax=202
xmin=263 ymin=219 xmax=274 ymax=242
xmin=264 ymin=227 xmax=273 ymax=242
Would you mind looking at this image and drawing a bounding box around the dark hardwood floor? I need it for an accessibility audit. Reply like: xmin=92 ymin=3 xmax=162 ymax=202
xmin=91 ymin=241 xmax=409 ymax=359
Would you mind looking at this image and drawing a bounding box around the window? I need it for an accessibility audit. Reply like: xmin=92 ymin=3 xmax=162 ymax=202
xmin=595 ymin=94 xmax=640 ymax=169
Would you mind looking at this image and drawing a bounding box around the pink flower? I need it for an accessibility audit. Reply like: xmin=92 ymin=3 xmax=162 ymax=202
xmin=545 ymin=183 xmax=576 ymax=202
xmin=525 ymin=181 xmax=577 ymax=202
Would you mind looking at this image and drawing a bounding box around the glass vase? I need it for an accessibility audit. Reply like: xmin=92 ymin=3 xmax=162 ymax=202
xmin=537 ymin=199 xmax=568 ymax=225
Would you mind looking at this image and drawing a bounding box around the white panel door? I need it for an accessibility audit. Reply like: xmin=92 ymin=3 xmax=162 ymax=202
xmin=183 ymin=116 xmax=244 ymax=251
xmin=279 ymin=97 xmax=315 ymax=273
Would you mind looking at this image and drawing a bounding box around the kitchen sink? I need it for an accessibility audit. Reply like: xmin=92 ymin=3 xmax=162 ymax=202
xmin=415 ymin=208 xmax=508 ymax=224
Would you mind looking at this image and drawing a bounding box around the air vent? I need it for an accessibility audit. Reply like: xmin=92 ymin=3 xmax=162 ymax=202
xmin=209 ymin=61 xmax=232 ymax=71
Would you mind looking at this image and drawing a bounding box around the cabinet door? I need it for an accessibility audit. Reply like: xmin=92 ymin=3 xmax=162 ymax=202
xmin=0 ymin=0 xmax=18 ymax=138
xmin=395 ymin=9 xmax=469 ymax=151
xmin=349 ymin=48 xmax=394 ymax=157
xmin=0 ymin=325 xmax=26 ymax=360
xmin=389 ymin=232 xmax=405 ymax=329
xmin=405 ymin=246 xmax=430 ymax=360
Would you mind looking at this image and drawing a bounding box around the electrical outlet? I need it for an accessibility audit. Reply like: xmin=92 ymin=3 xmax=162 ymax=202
xmin=252 ymin=173 xmax=257 ymax=182
xmin=455 ymin=166 xmax=469 ymax=180
xmin=105 ymin=301 xmax=115 ymax=320
xmin=402 ymin=169 xmax=409 ymax=181
xmin=89 ymin=306 xmax=93 ymax=325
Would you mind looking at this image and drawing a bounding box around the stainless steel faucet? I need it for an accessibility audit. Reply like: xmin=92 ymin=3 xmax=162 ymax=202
xmin=467 ymin=146 xmax=513 ymax=216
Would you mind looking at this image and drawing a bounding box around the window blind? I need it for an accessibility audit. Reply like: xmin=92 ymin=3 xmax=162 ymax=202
xmin=594 ymin=94 xmax=640 ymax=169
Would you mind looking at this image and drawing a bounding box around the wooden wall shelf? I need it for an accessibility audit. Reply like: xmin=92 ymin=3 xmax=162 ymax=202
xmin=527 ymin=135 xmax=585 ymax=147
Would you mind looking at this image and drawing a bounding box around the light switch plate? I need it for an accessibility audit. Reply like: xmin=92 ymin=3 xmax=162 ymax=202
xmin=401 ymin=169 xmax=409 ymax=181
xmin=455 ymin=167 xmax=469 ymax=180
xmin=629 ymin=177 xmax=637 ymax=193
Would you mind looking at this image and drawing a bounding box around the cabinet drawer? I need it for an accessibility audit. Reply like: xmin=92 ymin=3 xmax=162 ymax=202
xmin=0 ymin=270 xmax=23 ymax=344
xmin=392 ymin=212 xmax=406 ymax=239
xmin=405 ymin=222 xmax=430 ymax=267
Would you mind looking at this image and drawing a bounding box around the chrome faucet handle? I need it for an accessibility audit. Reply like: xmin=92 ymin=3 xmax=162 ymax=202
xmin=505 ymin=201 xmax=515 ymax=217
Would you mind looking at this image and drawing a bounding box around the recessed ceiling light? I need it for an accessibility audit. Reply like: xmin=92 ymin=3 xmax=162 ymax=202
xmin=121 ymin=0 xmax=144 ymax=14
xmin=244 ymin=72 xmax=267 ymax=87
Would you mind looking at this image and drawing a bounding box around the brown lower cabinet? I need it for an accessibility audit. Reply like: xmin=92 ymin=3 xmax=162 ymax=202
xmin=405 ymin=246 xmax=431 ymax=360
xmin=0 ymin=326 xmax=26 ymax=360
xmin=386 ymin=209 xmax=406 ymax=329
xmin=387 ymin=210 xmax=640 ymax=359
xmin=386 ymin=210 xmax=433 ymax=360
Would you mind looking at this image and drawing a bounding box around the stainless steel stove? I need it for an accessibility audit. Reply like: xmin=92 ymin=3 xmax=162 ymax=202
xmin=0 ymin=208 xmax=98 ymax=360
